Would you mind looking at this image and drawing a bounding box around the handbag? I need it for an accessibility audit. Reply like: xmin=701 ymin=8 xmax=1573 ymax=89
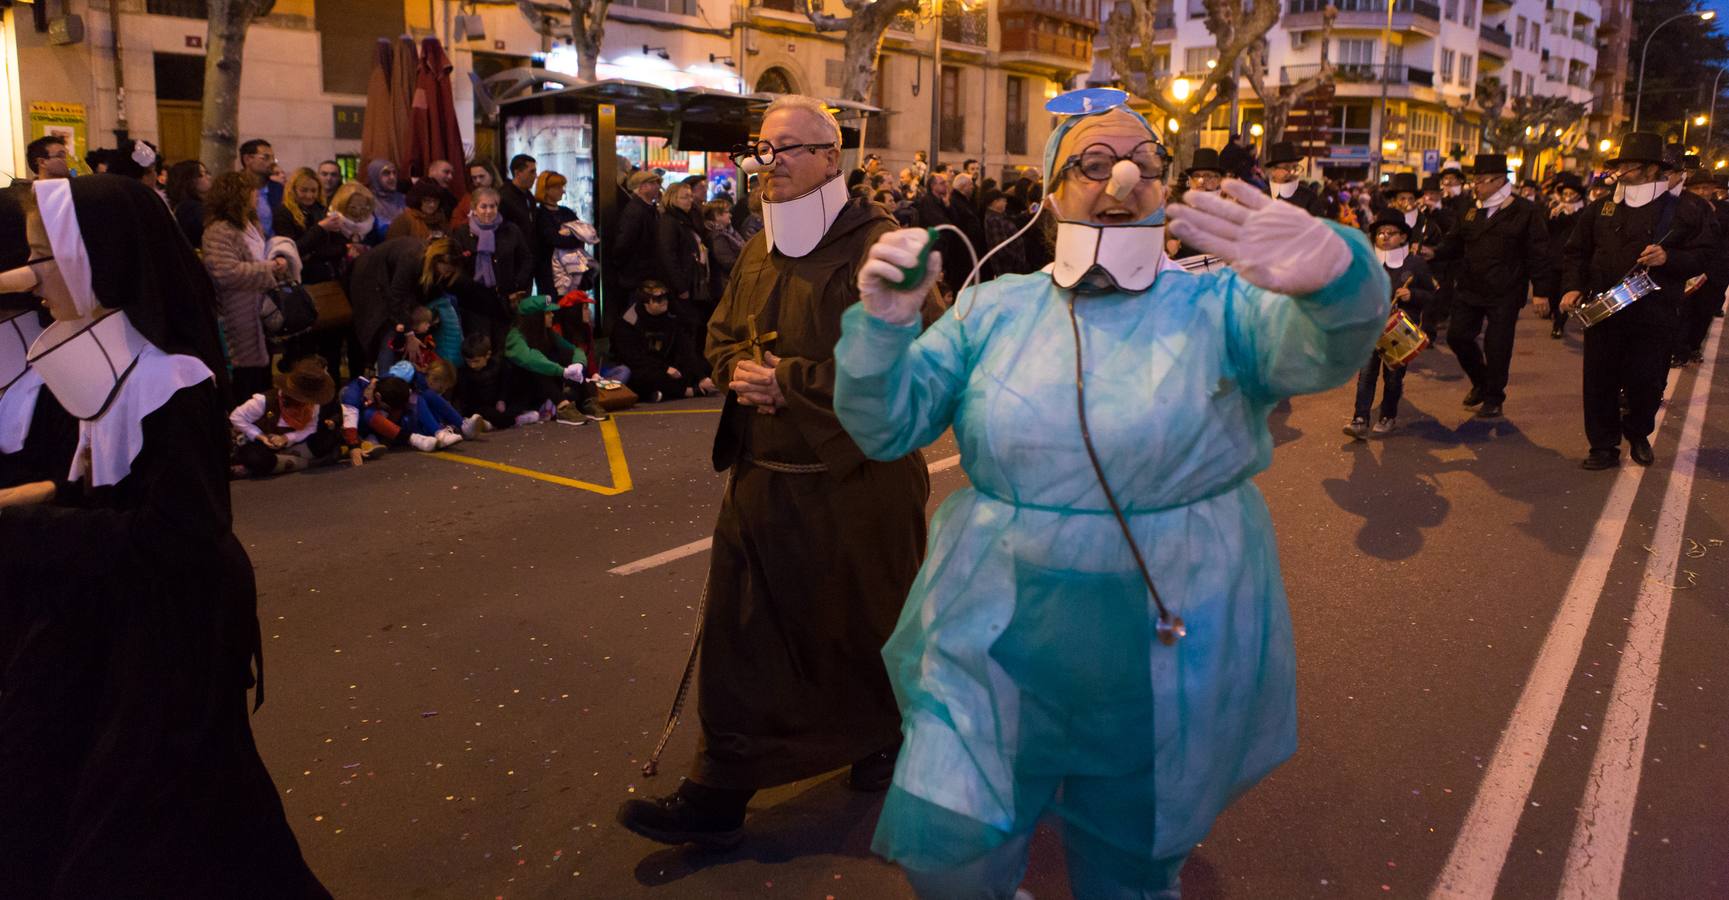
xmin=596 ymin=379 xmax=638 ymax=412
xmin=305 ymin=281 xmax=353 ymax=331
xmin=260 ymin=281 xmax=319 ymax=340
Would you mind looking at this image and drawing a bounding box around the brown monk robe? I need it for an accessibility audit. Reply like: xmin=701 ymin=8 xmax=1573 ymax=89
xmin=694 ymin=195 xmax=941 ymax=791
xmin=617 ymin=189 xmax=943 ymax=849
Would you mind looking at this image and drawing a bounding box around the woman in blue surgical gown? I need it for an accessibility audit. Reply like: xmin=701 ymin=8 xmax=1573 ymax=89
xmin=833 ymin=92 xmax=1389 ymax=898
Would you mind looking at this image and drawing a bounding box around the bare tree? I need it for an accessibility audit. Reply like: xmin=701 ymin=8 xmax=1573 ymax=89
xmin=802 ymin=0 xmax=925 ymax=103
xmin=1105 ymin=0 xmax=1281 ymax=174
xmin=1242 ymin=6 xmax=1337 ymax=146
xmin=199 ymin=0 xmax=277 ymax=172
xmin=516 ymin=0 xmax=614 ymax=82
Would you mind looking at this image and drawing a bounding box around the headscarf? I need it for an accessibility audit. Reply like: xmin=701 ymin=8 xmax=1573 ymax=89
xmin=366 ymin=159 xmax=407 ymax=224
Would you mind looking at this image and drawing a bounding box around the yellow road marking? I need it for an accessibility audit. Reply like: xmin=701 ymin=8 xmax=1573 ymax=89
xmin=611 ymin=408 xmax=722 ymax=416
xmin=429 ymin=418 xmax=633 ymax=496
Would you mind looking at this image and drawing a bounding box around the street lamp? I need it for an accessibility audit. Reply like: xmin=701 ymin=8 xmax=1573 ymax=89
xmin=1171 ymin=77 xmax=1192 ymax=102
xmin=1599 ymin=138 xmax=1613 ymax=153
xmin=1684 ymin=112 xmax=1709 ymax=145
xmin=1249 ymin=123 xmax=1264 ymax=138
xmin=1635 ymin=10 xmax=1716 ymax=131
xmin=1709 ymin=67 xmax=1728 ymax=148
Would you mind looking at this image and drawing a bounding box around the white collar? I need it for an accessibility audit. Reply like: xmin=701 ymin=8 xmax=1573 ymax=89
xmin=1272 ymin=180 xmax=1300 ymax=199
xmin=0 ymin=368 xmax=44 ymax=455
xmin=1403 ymin=208 xmax=1419 ymax=227
xmin=1622 ymin=180 xmax=1665 ymax=209
xmin=68 ymin=346 xmax=213 ymax=487
xmin=1377 ymin=245 xmax=1411 ymax=268
xmin=760 ymin=174 xmax=849 ymax=258
xmin=0 ymin=310 xmax=45 ymax=393
xmin=1477 ymin=182 xmax=1514 ymax=211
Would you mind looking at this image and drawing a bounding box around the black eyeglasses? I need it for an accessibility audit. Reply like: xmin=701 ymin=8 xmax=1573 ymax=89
xmin=25 ymin=256 xmax=53 ymax=265
xmin=729 ymin=140 xmax=836 ymax=168
xmin=1060 ymin=141 xmax=1168 ymax=183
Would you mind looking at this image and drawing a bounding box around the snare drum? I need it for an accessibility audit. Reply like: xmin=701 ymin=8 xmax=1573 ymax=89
xmin=1575 ymin=270 xmax=1661 ymax=327
xmin=1376 ymin=309 xmax=1429 ymax=367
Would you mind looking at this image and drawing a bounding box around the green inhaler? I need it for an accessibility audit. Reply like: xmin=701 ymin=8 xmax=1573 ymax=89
xmin=890 ymin=227 xmax=942 ymax=291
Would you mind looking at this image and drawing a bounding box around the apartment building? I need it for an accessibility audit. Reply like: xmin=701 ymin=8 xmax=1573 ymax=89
xmin=1090 ymin=0 xmax=1610 ymax=181
xmin=3 ymin=0 xmax=1095 ymax=183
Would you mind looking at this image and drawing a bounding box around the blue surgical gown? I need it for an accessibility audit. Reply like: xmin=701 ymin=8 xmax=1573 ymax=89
xmin=833 ymin=223 xmax=1389 ymax=874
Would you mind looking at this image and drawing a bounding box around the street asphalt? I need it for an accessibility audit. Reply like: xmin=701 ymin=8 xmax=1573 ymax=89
xmin=235 ymin=309 xmax=1729 ymax=899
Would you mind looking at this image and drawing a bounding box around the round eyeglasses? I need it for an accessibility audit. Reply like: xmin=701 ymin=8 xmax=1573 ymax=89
xmin=1061 ymin=141 xmax=1168 ymax=183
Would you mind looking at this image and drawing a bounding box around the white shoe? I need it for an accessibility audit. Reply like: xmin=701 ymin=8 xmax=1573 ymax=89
xmin=409 ymin=433 xmax=438 ymax=452
xmin=462 ymin=413 xmax=486 ymax=438
xmin=1342 ymin=417 xmax=1369 ymax=441
xmin=435 ymin=428 xmax=463 ymax=449
xmin=514 ymin=410 xmax=541 ymax=427
xmin=1371 ymin=416 xmax=1397 ymax=435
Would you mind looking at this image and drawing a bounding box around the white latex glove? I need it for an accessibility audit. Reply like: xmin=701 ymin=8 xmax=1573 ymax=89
xmin=562 ymin=363 xmax=586 ymax=382
xmin=1167 ymin=179 xmax=1352 ymax=296
xmin=857 ymin=228 xmax=941 ymax=326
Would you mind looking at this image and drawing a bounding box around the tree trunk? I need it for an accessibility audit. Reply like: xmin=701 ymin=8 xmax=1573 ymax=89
xmin=199 ymin=0 xmax=275 ymax=172
xmin=569 ymin=0 xmax=608 ymax=82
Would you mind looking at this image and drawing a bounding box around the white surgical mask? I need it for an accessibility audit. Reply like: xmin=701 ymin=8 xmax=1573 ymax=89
xmin=1621 ymin=180 xmax=1664 ymax=208
xmin=1049 ymin=196 xmax=1168 ymax=293
xmin=760 ymin=173 xmax=848 ymax=258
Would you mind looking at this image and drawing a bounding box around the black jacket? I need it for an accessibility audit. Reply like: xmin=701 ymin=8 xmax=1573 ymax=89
xmin=450 ymin=220 xmax=534 ymax=301
xmin=346 ymin=236 xmax=428 ymax=353
xmin=914 ymin=193 xmax=973 ymax=293
xmin=611 ymin=302 xmax=708 ymax=378
xmin=498 ymin=181 xmax=537 ymax=257
xmin=531 ymin=203 xmax=583 ymax=297
xmin=1384 ymin=252 xmax=1438 ymax=315
xmin=611 ymin=195 xmax=661 ymax=291
xmin=271 ymin=201 xmax=346 ymax=285
xmin=1562 ymin=192 xmax=1715 ymax=318
xmin=454 ymin=352 xmax=512 ymax=417
xmin=1431 ymin=195 xmax=1555 ymax=306
xmin=656 ymin=205 xmax=711 ymax=304
xmin=1275 ymin=181 xmax=1329 ymax=217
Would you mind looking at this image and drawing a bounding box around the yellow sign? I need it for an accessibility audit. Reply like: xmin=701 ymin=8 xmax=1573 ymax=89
xmin=27 ymin=102 xmax=88 ymax=173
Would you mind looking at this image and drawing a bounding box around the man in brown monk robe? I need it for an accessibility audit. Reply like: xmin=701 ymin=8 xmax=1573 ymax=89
xmin=617 ymin=95 xmax=939 ymax=848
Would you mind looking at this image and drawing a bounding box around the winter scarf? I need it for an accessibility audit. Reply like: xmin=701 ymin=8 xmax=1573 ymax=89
xmin=471 ymin=214 xmax=499 ymax=287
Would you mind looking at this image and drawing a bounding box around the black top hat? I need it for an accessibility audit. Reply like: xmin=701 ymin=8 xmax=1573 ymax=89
xmin=1420 ymin=173 xmax=1442 ymax=192
xmin=1370 ymin=209 xmax=1412 ymax=239
xmin=1682 ymin=153 xmax=1703 ymax=171
xmin=1606 ymin=132 xmax=1666 ymax=168
xmin=1469 ymin=153 xmax=1509 ymax=176
xmin=1552 ymin=172 xmax=1586 ymax=195
xmin=1188 ymin=147 xmax=1224 ymax=174
xmin=1265 ymin=141 xmax=1305 ymax=165
xmin=1382 ymin=172 xmax=1420 ymax=196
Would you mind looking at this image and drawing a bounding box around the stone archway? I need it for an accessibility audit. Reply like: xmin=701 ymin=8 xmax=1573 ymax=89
xmin=755 ymin=66 xmax=798 ymax=95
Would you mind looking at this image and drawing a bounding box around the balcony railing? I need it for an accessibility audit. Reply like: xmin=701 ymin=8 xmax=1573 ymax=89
xmin=942 ymin=7 xmax=989 ymax=45
xmin=1000 ymin=26 xmax=1095 ymax=63
xmin=940 ymin=118 xmax=967 ymax=153
xmin=1289 ymin=0 xmax=1439 ymax=16
xmin=147 ymin=0 xmax=210 ymax=16
xmin=1282 ymin=63 xmax=1435 ymax=86
xmin=1006 ymin=121 xmax=1028 ymax=155
xmin=1480 ymin=25 xmax=1513 ymax=48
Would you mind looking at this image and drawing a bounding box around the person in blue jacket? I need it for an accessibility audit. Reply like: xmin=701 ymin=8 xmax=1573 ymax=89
xmin=833 ymin=89 xmax=1388 ymax=898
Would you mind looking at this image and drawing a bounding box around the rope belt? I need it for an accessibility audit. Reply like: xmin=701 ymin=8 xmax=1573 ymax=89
xmin=746 ymin=458 xmax=829 ymax=474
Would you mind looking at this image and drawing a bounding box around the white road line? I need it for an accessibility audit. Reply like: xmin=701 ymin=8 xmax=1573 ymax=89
xmin=1431 ymin=365 xmax=1687 ymax=900
xmin=608 ymin=454 xmax=962 ymax=575
xmin=607 ymin=537 xmax=712 ymax=576
xmin=1559 ymin=322 xmax=1721 ymax=899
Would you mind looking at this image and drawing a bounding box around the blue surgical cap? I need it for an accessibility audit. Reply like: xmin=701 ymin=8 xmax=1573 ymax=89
xmin=1041 ymin=88 xmax=1159 ymax=189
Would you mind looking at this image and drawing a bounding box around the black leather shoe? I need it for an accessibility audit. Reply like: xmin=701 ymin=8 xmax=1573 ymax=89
xmin=849 ymin=746 xmax=900 ymax=792
xmin=1581 ymin=451 xmax=1620 ymax=470
xmin=616 ymin=780 xmax=748 ymax=848
xmin=1463 ymin=387 xmax=1483 ymax=407
xmin=1551 ymin=321 xmax=1565 ymax=339
xmin=1628 ymin=435 xmax=1655 ymax=466
xmin=1475 ymin=402 xmax=1504 ymax=419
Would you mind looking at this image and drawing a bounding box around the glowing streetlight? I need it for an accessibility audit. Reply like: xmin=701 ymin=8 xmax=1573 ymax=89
xmin=1382 ymin=139 xmax=1400 ymax=154
xmin=1554 ymin=128 xmax=1564 ymax=137
xmin=1696 ymin=114 xmax=1709 ymax=126
xmin=1637 ymin=11 xmax=1717 ymax=129
xmin=1525 ymin=125 xmax=1534 ymax=137
xmin=1206 ymin=59 xmax=1218 ymax=70
xmin=1717 ymin=160 xmax=1726 ymax=169
xmin=1167 ymin=117 xmax=1180 ymax=133
xmin=1171 ymin=77 xmax=1192 ymax=101
xmin=1509 ymin=156 xmax=1525 ymax=171
xmin=1249 ymin=123 xmax=1264 ymax=137
xmin=1599 ymin=138 xmax=1613 ymax=153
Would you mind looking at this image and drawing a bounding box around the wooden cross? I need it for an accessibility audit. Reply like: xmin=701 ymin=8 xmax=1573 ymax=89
xmin=745 ymin=313 xmax=778 ymax=365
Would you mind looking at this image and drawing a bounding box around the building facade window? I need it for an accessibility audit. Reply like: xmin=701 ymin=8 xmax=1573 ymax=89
xmin=1460 ymin=53 xmax=1473 ymax=86
xmin=1411 ymin=109 xmax=1442 ymax=152
xmin=1183 ymin=46 xmax=1213 ymax=75
xmin=1515 ymin=15 xmax=1527 ymax=48
xmin=865 ymin=58 xmax=891 ymax=148
xmin=1005 ymin=75 xmax=1028 ymax=155
xmin=1444 ymin=0 xmax=1458 ymax=21
xmin=615 ymin=0 xmax=698 ymax=15
xmin=1462 ymin=0 xmax=1474 ymax=27
xmin=1337 ymin=38 xmax=1376 ymax=69
xmin=1441 ymin=48 xmax=1455 ymax=82
xmin=940 ymin=66 xmax=965 ymax=152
